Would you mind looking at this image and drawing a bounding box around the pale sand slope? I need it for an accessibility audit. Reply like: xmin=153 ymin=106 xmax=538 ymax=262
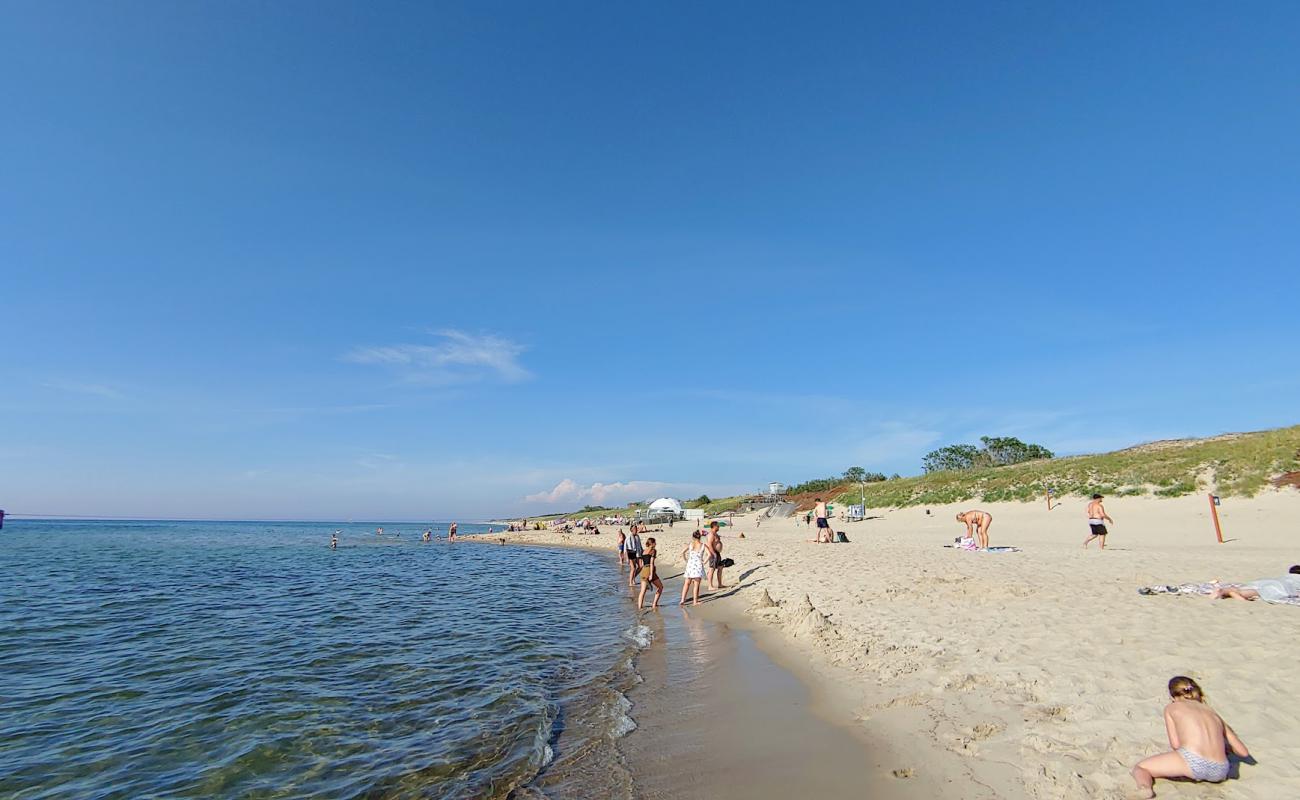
xmin=482 ymin=491 xmax=1299 ymax=800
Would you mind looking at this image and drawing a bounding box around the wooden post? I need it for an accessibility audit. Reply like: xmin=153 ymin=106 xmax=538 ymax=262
xmin=1208 ymin=494 xmax=1224 ymax=543
xmin=1045 ymin=488 xmax=1053 ymax=511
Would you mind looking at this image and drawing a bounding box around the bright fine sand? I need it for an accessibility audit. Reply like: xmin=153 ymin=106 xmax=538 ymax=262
xmin=486 ymin=491 xmax=1300 ymax=800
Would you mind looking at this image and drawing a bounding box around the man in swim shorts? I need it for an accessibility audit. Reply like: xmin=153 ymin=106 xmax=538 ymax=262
xmin=706 ymin=521 xmax=726 ymax=589
xmin=813 ymin=498 xmax=832 ymax=543
xmin=1082 ymin=494 xmax=1113 ymax=550
xmin=955 ymin=510 xmax=992 ymax=549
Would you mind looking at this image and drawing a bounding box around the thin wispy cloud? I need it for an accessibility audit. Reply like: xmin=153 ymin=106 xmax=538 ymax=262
xmin=343 ymin=329 xmax=531 ymax=384
xmin=40 ymin=380 xmax=126 ymax=400
xmin=357 ymin=453 xmax=400 ymax=470
xmin=525 ymin=479 xmax=674 ymax=506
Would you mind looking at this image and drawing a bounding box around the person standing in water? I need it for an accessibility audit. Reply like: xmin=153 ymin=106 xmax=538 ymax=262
xmin=422 ymin=529 xmax=432 ymax=542
xmin=331 ymin=531 xmax=338 ymax=549
xmin=680 ymin=531 xmax=707 ymax=606
xmin=1131 ymin=676 xmax=1248 ymax=798
xmin=616 ymin=529 xmax=627 ymax=567
xmin=955 ymin=510 xmax=992 ymax=549
xmin=448 ymin=521 xmax=457 ymax=541
xmin=1082 ymin=494 xmax=1114 ymax=549
xmin=636 ymin=537 xmax=663 ymax=609
xmin=705 ymin=521 xmax=726 ymax=590
xmin=626 ymin=527 xmax=644 ymax=587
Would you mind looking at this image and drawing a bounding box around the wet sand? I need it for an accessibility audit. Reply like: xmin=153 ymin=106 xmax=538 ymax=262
xmin=623 ymin=595 xmax=885 ymax=800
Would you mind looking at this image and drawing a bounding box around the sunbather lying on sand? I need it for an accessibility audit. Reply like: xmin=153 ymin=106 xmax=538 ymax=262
xmin=1211 ymin=565 xmax=1300 ymax=601
xmin=1131 ymin=676 xmax=1248 ymax=798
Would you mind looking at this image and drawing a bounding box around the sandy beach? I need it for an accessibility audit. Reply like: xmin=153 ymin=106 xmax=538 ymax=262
xmin=480 ymin=490 xmax=1300 ymax=799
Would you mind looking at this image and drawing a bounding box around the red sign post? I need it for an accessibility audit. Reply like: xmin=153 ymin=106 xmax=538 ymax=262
xmin=1208 ymin=494 xmax=1224 ymax=543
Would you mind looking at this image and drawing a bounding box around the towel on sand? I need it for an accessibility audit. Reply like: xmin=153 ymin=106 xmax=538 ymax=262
xmin=1138 ymin=583 xmax=1300 ymax=606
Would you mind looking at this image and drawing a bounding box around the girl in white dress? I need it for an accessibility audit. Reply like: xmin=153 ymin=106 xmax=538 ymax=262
xmin=680 ymin=531 xmax=707 ymax=606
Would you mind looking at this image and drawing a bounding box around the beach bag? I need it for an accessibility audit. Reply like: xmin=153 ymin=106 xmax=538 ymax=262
xmin=720 ymin=558 xmax=735 ymax=568
xmin=836 ymin=532 xmax=849 ymax=543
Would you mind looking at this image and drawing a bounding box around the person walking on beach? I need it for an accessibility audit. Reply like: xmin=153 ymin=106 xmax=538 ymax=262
xmin=448 ymin=521 xmax=457 ymax=541
xmin=626 ymin=528 xmax=644 ymax=587
xmin=680 ymin=531 xmax=707 ymax=606
xmin=1082 ymin=494 xmax=1114 ymax=550
xmin=636 ymin=537 xmax=663 ymax=609
xmin=1131 ymin=676 xmax=1248 ymax=798
xmin=814 ymin=499 xmax=832 ymax=543
xmin=705 ymin=521 xmax=726 ymax=590
xmin=617 ymin=529 xmax=627 ymax=566
xmin=955 ymin=510 xmax=992 ymax=549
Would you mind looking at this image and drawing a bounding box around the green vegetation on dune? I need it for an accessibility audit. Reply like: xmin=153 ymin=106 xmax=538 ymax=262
xmin=835 ymin=425 xmax=1300 ymax=509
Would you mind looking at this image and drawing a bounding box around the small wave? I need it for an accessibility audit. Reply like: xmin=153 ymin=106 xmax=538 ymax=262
xmin=610 ymin=691 xmax=636 ymax=738
xmin=622 ymin=624 xmax=653 ymax=648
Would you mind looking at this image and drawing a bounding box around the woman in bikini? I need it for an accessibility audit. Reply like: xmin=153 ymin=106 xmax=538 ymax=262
xmin=616 ymin=529 xmax=627 ymax=567
xmin=680 ymin=531 xmax=707 ymax=606
xmin=636 ymin=537 xmax=664 ymax=610
xmin=955 ymin=510 xmax=992 ymax=549
xmin=1131 ymin=676 xmax=1249 ymax=798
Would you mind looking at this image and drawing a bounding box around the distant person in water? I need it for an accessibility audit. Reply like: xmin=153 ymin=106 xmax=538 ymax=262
xmin=331 ymin=531 xmax=338 ymax=549
xmin=1082 ymin=494 xmax=1114 ymax=549
xmin=955 ymin=510 xmax=992 ymax=549
xmin=626 ymin=528 xmax=644 ymax=587
xmin=422 ymin=529 xmax=432 ymax=542
xmin=448 ymin=522 xmax=457 ymax=541
xmin=680 ymin=531 xmax=707 ymax=606
xmin=636 ymin=537 xmax=663 ymax=609
xmin=1131 ymin=676 xmax=1248 ymax=798
xmin=376 ymin=527 xmax=384 ymax=536
xmin=706 ymin=521 xmax=726 ymax=589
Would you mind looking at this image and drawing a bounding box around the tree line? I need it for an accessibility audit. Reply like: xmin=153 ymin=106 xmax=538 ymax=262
xmin=921 ymin=436 xmax=1054 ymax=473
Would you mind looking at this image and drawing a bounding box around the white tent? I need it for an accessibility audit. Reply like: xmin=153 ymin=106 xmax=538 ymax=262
xmin=648 ymin=497 xmax=684 ymax=516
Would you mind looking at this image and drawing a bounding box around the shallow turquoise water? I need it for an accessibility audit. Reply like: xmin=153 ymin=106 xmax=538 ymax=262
xmin=0 ymin=520 xmax=638 ymax=799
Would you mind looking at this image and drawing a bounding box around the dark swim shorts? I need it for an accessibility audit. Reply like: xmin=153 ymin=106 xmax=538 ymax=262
xmin=1089 ymin=523 xmax=1108 ymax=536
xmin=816 ymin=517 xmax=830 ymax=529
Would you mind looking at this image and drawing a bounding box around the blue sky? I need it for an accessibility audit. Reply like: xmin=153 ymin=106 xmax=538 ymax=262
xmin=2 ymin=2 xmax=1298 ymax=520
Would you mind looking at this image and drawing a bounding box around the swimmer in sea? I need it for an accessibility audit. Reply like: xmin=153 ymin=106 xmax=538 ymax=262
xmin=422 ymin=529 xmax=431 ymax=542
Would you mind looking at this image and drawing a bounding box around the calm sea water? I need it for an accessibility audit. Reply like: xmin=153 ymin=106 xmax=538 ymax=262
xmin=0 ymin=520 xmax=642 ymax=800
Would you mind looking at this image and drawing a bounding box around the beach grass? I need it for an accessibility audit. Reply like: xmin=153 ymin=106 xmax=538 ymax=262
xmin=837 ymin=424 xmax=1300 ymax=508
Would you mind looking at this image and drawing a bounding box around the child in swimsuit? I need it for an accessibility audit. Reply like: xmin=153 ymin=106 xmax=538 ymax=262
xmin=1131 ymin=676 xmax=1249 ymax=798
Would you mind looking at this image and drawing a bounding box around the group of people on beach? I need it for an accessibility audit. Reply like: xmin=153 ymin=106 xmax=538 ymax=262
xmin=948 ymin=493 xmax=1114 ymax=551
xmin=617 ymin=520 xmax=731 ymax=609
